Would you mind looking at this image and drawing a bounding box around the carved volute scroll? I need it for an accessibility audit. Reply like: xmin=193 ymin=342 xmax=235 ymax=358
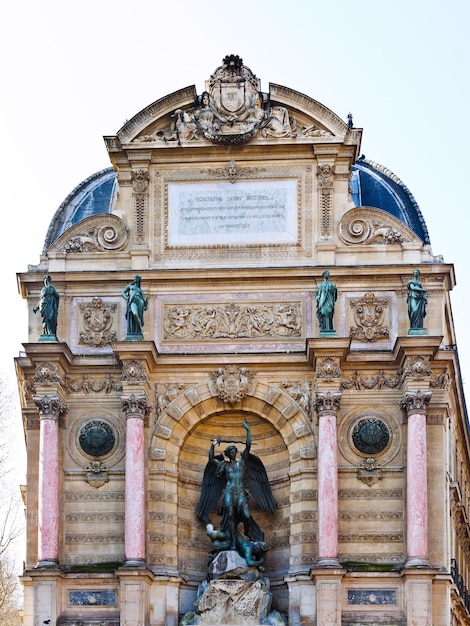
xmin=47 ymin=214 xmax=128 ymax=254
xmin=339 ymin=207 xmax=419 ymax=246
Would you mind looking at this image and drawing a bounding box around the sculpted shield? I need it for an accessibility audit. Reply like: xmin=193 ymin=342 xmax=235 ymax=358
xmin=218 ymin=82 xmax=246 ymax=114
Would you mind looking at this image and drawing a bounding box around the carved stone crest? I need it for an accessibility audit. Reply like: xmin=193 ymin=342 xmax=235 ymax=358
xmin=131 ymin=169 xmax=149 ymax=193
xmin=349 ymin=293 xmax=389 ymax=342
xmin=357 ymin=457 xmax=383 ymax=486
xmin=84 ymin=460 xmax=109 ymax=488
xmin=209 ymin=365 xmax=254 ymax=405
xmin=79 ymin=298 xmax=117 ymax=347
xmin=160 ymin=55 xmax=296 ymax=145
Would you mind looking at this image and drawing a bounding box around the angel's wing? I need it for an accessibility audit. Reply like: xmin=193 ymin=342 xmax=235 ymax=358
xmin=195 ymin=455 xmax=225 ymax=524
xmin=245 ymin=453 xmax=277 ymax=514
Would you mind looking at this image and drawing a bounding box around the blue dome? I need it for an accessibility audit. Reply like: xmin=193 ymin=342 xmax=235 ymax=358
xmin=44 ymin=168 xmax=117 ymax=250
xmin=351 ymin=158 xmax=430 ymax=244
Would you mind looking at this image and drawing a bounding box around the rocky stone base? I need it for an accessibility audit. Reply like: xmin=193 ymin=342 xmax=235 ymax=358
xmin=181 ymin=578 xmax=285 ymax=626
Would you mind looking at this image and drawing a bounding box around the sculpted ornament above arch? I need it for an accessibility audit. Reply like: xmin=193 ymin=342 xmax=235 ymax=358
xmin=117 ymin=55 xmax=347 ymax=146
xmin=150 ymin=371 xmax=316 ymax=458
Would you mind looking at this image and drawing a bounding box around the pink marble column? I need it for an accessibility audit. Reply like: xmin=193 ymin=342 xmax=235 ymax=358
xmin=314 ymin=391 xmax=342 ymax=567
xmin=121 ymin=394 xmax=151 ymax=567
xmin=34 ymin=395 xmax=67 ymax=567
xmin=401 ymin=389 xmax=432 ymax=567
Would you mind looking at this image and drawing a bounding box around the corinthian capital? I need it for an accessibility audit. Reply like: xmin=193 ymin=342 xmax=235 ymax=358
xmin=313 ymin=391 xmax=342 ymax=416
xmin=121 ymin=393 xmax=152 ymax=418
xmin=33 ymin=395 xmax=67 ymax=419
xmin=400 ymin=389 xmax=432 ymax=416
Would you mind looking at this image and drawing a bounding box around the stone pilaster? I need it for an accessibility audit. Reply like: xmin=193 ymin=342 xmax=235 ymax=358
xmin=401 ymin=389 xmax=432 ymax=567
xmin=310 ymin=567 xmax=345 ymax=626
xmin=121 ymin=393 xmax=152 ymax=567
xmin=314 ymin=390 xmax=342 ymax=568
xmin=33 ymin=395 xmax=67 ymax=568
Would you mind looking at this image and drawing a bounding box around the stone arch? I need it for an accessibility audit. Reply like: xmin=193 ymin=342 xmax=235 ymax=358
xmin=148 ymin=380 xmax=317 ymax=586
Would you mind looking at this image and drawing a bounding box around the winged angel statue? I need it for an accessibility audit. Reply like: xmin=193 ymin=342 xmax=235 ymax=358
xmin=196 ymin=420 xmax=276 ymax=567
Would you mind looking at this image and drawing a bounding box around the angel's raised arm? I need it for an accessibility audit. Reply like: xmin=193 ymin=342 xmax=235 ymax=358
xmin=242 ymin=420 xmax=251 ymax=456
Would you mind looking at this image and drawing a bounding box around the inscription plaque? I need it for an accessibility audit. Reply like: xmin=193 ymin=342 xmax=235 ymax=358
xmin=347 ymin=589 xmax=397 ymax=605
xmin=68 ymin=589 xmax=117 ymax=606
xmin=168 ymin=179 xmax=298 ymax=246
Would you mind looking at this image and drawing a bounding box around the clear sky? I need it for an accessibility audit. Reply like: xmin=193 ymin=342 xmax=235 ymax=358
xmin=1 ymin=0 xmax=469 ymax=396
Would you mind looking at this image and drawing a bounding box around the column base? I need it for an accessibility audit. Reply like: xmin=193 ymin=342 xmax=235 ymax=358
xmin=121 ymin=558 xmax=147 ymax=569
xmin=313 ymin=557 xmax=341 ymax=569
xmin=36 ymin=559 xmax=59 ymax=569
xmin=405 ymin=556 xmax=431 ymax=568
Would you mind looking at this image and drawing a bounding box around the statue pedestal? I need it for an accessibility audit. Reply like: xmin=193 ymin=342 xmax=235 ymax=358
xmin=195 ymin=578 xmax=272 ymax=625
xmin=181 ymin=551 xmax=285 ymax=626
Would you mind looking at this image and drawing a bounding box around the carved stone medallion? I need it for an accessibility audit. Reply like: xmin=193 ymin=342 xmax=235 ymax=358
xmin=352 ymin=418 xmax=390 ymax=455
xmin=338 ymin=410 xmax=402 ymax=466
xmin=78 ymin=420 xmax=116 ymax=457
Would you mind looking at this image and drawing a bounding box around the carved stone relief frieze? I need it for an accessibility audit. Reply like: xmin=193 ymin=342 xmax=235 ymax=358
xmin=64 ymin=374 xmax=122 ymax=394
xmin=430 ymin=368 xmax=451 ymax=389
xmin=341 ymin=369 xmax=401 ymax=390
xmin=78 ymin=297 xmax=118 ymax=347
xmin=163 ymin=301 xmax=303 ymax=341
